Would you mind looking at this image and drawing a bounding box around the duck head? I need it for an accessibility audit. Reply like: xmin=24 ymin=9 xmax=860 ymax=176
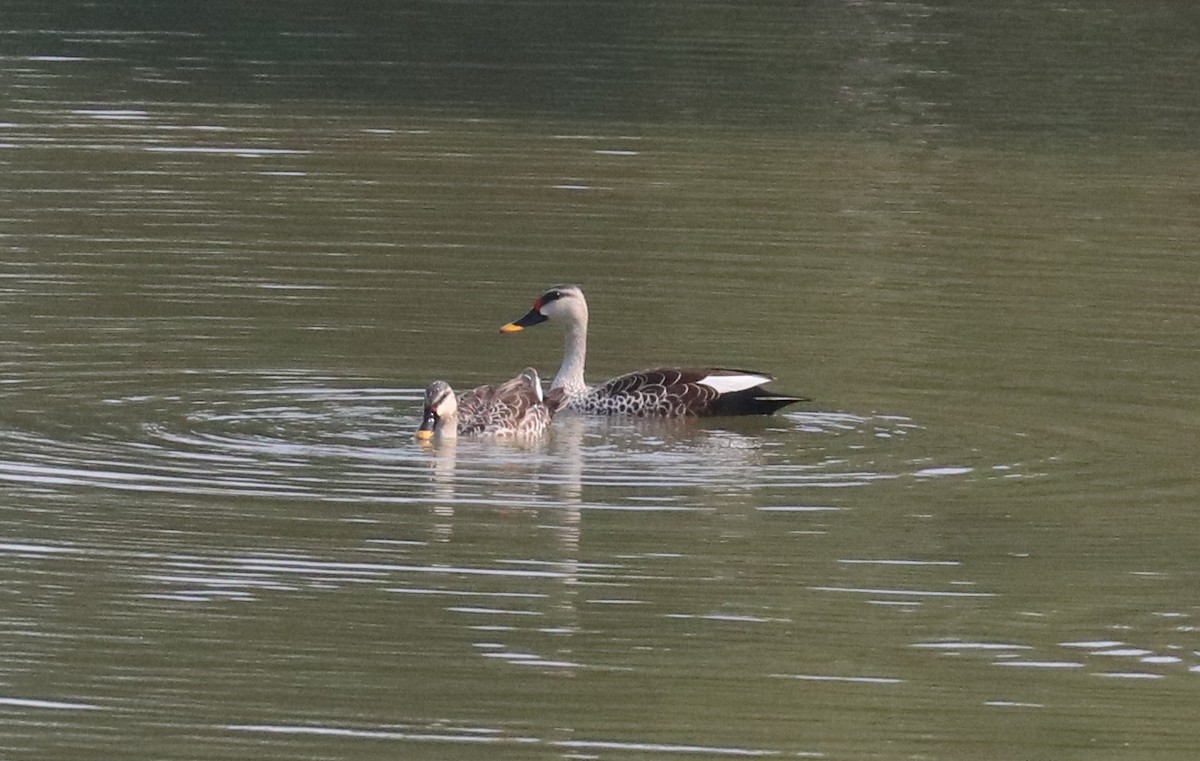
xmin=500 ymin=284 xmax=588 ymax=333
xmin=416 ymin=380 xmax=458 ymax=440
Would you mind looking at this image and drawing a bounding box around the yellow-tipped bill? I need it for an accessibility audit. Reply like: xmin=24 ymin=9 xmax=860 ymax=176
xmin=499 ymin=306 xmax=549 ymax=333
xmin=415 ymin=428 xmax=434 ymax=441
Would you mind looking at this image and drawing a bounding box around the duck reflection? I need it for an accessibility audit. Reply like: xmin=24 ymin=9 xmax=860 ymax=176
xmin=415 ymin=410 xmax=777 ymax=676
xmin=416 ymin=410 xmax=585 ymax=675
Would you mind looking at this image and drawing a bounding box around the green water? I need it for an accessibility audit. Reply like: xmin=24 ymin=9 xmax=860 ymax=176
xmin=2 ymin=2 xmax=1199 ymax=759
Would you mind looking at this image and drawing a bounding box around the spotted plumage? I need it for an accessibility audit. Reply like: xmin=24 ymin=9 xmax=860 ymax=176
xmin=501 ymin=285 xmax=807 ymax=417
xmin=417 ymin=367 xmax=552 ymax=441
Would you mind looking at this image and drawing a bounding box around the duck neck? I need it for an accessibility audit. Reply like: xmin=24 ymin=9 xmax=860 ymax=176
xmin=438 ymin=411 xmax=459 ymax=440
xmin=552 ymin=316 xmax=589 ymax=395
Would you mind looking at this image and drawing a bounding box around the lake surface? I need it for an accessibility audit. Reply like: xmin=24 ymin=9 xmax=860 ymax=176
xmin=2 ymin=2 xmax=1199 ymax=759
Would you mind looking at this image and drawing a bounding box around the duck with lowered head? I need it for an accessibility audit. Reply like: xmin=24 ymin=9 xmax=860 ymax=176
xmin=416 ymin=367 xmax=553 ymax=441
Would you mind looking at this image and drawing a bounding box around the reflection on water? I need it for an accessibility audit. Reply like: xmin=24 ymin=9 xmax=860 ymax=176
xmin=0 ymin=372 xmax=940 ymax=507
xmin=6 ymin=361 xmax=1189 ymax=759
xmin=4 ymin=2 xmax=1200 ymax=759
xmin=0 ymin=369 xmax=1007 ymax=758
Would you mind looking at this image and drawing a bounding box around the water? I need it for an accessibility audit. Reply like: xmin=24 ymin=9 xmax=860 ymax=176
xmin=3 ymin=2 xmax=1200 ymax=759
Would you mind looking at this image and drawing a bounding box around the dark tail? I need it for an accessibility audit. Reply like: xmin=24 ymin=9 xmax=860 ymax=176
xmin=709 ymin=388 xmax=809 ymax=416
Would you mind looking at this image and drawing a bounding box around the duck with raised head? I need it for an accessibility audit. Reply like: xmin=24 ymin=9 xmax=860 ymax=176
xmin=500 ymin=285 xmax=806 ymax=416
xmin=416 ymin=367 xmax=553 ymax=441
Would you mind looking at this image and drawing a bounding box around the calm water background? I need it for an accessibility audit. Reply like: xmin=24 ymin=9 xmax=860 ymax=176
xmin=3 ymin=2 xmax=1199 ymax=759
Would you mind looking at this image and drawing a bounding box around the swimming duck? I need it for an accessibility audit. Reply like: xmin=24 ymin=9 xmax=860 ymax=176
xmin=500 ymin=285 xmax=806 ymax=416
xmin=416 ymin=367 xmax=553 ymax=440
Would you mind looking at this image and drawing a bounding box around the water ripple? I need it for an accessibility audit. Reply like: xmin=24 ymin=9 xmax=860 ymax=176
xmin=0 ymin=370 xmax=964 ymax=509
xmin=225 ymin=723 xmax=811 ymax=757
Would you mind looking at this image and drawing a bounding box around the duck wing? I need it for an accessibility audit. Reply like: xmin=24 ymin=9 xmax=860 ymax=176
xmin=459 ymin=368 xmax=552 ymax=436
xmin=584 ymin=367 xmax=807 ymax=416
xmin=454 ymin=382 xmax=497 ymax=421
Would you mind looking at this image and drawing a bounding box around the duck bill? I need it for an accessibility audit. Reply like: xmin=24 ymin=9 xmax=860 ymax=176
xmin=500 ymin=308 xmax=547 ymax=333
xmin=415 ymin=408 xmax=438 ymax=440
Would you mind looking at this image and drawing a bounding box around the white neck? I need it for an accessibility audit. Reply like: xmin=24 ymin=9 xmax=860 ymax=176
xmin=551 ymin=314 xmax=589 ymax=394
xmin=438 ymin=411 xmax=459 ymax=440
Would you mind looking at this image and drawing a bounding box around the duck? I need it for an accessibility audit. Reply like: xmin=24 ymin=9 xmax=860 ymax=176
xmin=499 ymin=285 xmax=806 ymax=416
xmin=416 ymin=367 xmax=553 ymax=441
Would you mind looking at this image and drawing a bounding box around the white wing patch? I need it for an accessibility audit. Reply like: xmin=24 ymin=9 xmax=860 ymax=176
xmin=696 ymin=373 xmax=771 ymax=394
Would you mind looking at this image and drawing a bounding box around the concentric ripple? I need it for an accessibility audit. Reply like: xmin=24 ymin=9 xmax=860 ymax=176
xmin=0 ymin=368 xmax=977 ymax=513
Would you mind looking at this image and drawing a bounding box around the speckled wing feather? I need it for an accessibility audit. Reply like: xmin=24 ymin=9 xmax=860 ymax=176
xmin=597 ymin=368 xmax=718 ymax=415
xmin=454 ymin=382 xmax=497 ymax=421
xmin=458 ymin=369 xmax=552 ymax=437
xmin=563 ymin=367 xmax=804 ymax=417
